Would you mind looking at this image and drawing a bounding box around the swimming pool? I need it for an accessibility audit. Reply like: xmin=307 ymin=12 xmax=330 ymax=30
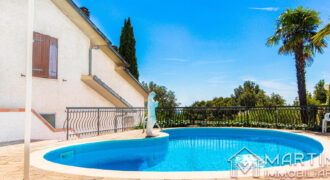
xmin=44 ymin=128 xmax=323 ymax=172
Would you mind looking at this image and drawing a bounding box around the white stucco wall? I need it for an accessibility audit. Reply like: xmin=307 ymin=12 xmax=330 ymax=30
xmin=0 ymin=0 xmax=145 ymax=130
xmin=92 ymin=50 xmax=145 ymax=107
xmin=0 ymin=111 xmax=66 ymax=143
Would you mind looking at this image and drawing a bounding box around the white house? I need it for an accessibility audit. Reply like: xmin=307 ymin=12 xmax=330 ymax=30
xmin=0 ymin=0 xmax=148 ymax=142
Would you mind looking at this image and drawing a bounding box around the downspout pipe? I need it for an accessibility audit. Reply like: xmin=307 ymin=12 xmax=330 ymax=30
xmin=88 ymin=47 xmax=93 ymax=75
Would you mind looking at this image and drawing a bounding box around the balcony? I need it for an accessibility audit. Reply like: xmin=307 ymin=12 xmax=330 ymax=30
xmin=81 ymin=75 xmax=132 ymax=107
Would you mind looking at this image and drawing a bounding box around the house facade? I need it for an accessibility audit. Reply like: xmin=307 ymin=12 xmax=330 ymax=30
xmin=0 ymin=0 xmax=148 ymax=133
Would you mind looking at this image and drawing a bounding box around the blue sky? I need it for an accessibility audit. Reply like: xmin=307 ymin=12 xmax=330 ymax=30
xmin=75 ymin=0 xmax=330 ymax=106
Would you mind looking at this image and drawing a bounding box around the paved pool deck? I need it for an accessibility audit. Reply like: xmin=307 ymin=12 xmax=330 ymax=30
xmin=0 ymin=128 xmax=330 ymax=180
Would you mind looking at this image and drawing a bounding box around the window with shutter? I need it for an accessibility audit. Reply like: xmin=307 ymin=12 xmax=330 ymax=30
xmin=32 ymin=32 xmax=58 ymax=79
xmin=49 ymin=37 xmax=58 ymax=78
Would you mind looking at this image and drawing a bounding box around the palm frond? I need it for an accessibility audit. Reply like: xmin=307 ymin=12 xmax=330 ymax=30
xmin=312 ymin=23 xmax=330 ymax=43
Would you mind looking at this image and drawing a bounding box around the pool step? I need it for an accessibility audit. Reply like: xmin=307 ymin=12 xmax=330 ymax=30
xmin=60 ymin=150 xmax=74 ymax=159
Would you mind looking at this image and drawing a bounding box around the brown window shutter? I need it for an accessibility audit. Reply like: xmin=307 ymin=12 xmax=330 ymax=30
xmin=33 ymin=32 xmax=49 ymax=78
xmin=32 ymin=32 xmax=42 ymax=77
xmin=40 ymin=35 xmax=50 ymax=78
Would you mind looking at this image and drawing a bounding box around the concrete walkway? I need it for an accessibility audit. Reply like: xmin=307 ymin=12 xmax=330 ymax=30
xmin=0 ymin=130 xmax=147 ymax=180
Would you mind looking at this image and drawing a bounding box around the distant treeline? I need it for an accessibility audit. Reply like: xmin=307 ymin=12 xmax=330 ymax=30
xmin=192 ymin=80 xmax=329 ymax=107
xmin=142 ymin=80 xmax=329 ymax=108
xmin=192 ymin=81 xmax=285 ymax=107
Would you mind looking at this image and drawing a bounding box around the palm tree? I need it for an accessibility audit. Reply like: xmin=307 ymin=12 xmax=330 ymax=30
xmin=313 ymin=22 xmax=330 ymax=43
xmin=267 ymin=6 xmax=327 ymax=123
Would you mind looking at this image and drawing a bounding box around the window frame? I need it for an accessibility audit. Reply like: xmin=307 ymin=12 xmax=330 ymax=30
xmin=40 ymin=113 xmax=56 ymax=129
xmin=32 ymin=32 xmax=58 ymax=79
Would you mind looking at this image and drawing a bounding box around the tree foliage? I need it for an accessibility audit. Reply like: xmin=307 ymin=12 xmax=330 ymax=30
xmin=314 ymin=80 xmax=327 ymax=104
xmin=191 ymin=81 xmax=285 ymax=107
xmin=142 ymin=81 xmax=180 ymax=107
xmin=293 ymin=79 xmax=329 ymax=105
xmin=232 ymin=81 xmax=270 ymax=106
xmin=293 ymin=93 xmax=321 ymax=106
xmin=269 ymin=93 xmax=286 ymax=106
xmin=191 ymin=97 xmax=236 ymax=107
xmin=119 ymin=17 xmax=139 ymax=80
xmin=266 ymin=6 xmax=326 ymax=108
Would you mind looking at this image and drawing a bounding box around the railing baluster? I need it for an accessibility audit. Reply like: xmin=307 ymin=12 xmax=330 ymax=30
xmin=66 ymin=109 xmax=69 ymax=140
xmin=275 ymin=106 xmax=278 ymax=128
xmin=97 ymin=108 xmax=100 ymax=135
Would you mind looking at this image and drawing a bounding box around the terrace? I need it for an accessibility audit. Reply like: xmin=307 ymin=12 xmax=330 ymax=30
xmin=1 ymin=128 xmax=330 ymax=179
xmin=1 ymin=105 xmax=330 ymax=179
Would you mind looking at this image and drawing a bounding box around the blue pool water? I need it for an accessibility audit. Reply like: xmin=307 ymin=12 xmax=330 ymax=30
xmin=44 ymin=128 xmax=323 ymax=171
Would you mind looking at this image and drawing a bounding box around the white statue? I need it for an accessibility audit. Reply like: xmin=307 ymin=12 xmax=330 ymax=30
xmin=146 ymin=92 xmax=159 ymax=137
xmin=322 ymin=113 xmax=330 ymax=133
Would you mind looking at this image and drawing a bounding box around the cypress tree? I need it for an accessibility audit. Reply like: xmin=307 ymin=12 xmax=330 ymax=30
xmin=119 ymin=17 xmax=139 ymax=80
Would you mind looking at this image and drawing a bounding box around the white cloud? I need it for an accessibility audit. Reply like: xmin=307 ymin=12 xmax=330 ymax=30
xmin=207 ymin=76 xmax=225 ymax=85
xmin=242 ymin=76 xmax=257 ymax=82
xmin=147 ymin=24 xmax=226 ymax=65
xmin=248 ymin=7 xmax=279 ymax=11
xmin=162 ymin=72 xmax=177 ymax=76
xmin=207 ymin=74 xmax=233 ymax=86
xmin=321 ymin=72 xmax=330 ymax=80
xmin=193 ymin=59 xmax=234 ymax=65
xmin=163 ymin=57 xmax=188 ymax=62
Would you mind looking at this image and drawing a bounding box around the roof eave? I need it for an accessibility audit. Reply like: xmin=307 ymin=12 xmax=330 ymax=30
xmin=65 ymin=0 xmax=129 ymax=67
xmin=123 ymin=68 xmax=149 ymax=94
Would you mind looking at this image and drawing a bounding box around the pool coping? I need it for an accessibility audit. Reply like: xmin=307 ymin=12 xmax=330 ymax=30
xmin=30 ymin=128 xmax=330 ymax=179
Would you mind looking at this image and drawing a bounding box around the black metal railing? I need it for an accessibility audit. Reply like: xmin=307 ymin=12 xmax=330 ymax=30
xmin=156 ymin=106 xmax=330 ymax=130
xmin=64 ymin=105 xmax=330 ymax=140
